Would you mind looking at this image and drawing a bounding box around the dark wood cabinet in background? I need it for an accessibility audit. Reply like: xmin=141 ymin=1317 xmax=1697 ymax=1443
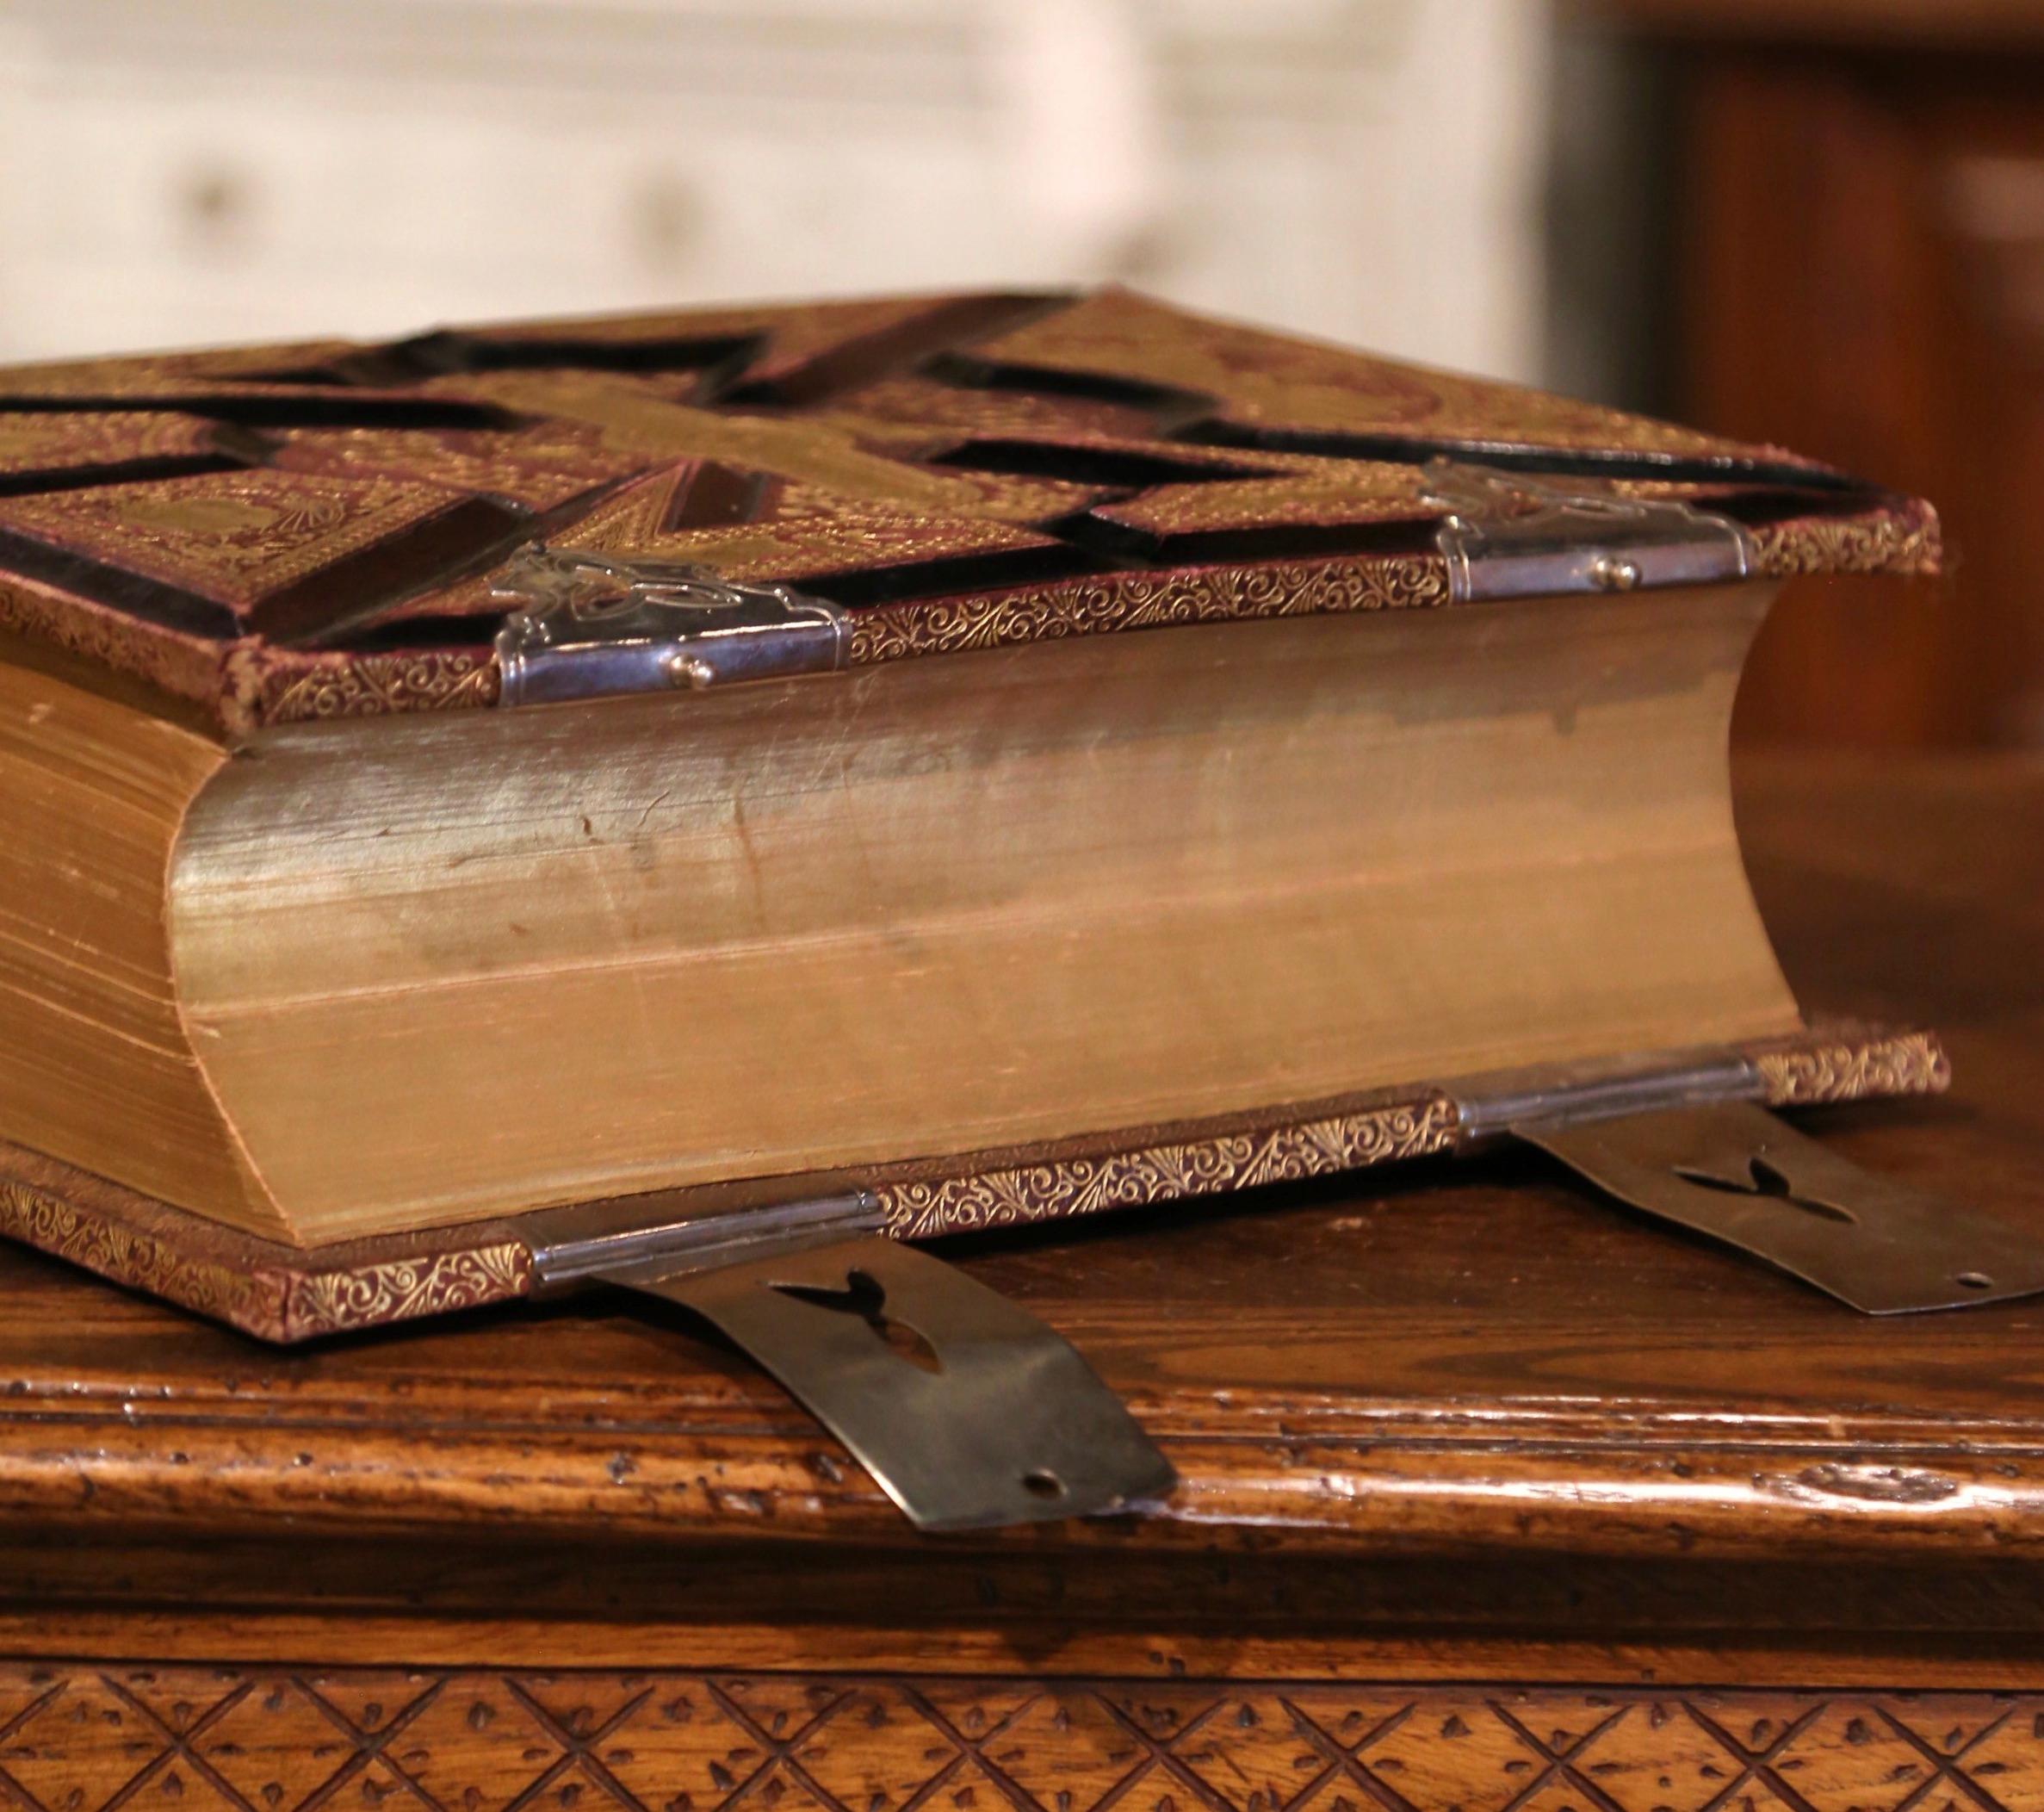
xmin=1582 ymin=1 xmax=2044 ymax=745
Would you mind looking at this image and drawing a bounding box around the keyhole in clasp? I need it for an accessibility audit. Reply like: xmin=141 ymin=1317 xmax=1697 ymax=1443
xmin=771 ymin=1269 xmax=944 ymax=1373
xmin=1672 ymin=1154 xmax=1859 ymax=1225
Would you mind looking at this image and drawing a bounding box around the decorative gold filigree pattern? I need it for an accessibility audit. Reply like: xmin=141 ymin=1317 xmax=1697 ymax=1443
xmin=0 ymin=1176 xmax=281 ymax=1333
xmin=0 ymin=469 xmax=458 ymax=611
xmin=461 ymin=371 xmax=1089 ymax=520
xmin=819 ymin=375 xmax=1169 ymax=444
xmin=849 ymin=555 xmax=1452 ymax=665
xmin=556 ymin=462 xmax=1067 ymax=586
xmin=1751 ymin=500 xmax=1943 ymax=579
xmin=0 ymin=576 xmax=223 ymax=711
xmin=879 ymin=1096 xmax=1460 ymax=1238
xmin=0 ymin=1170 xmax=530 ymax=1343
xmin=273 ymin=419 xmax=647 ymax=511
xmin=240 ymin=644 xmax=501 ymax=733
xmin=1096 ymin=460 xmax=1440 ymax=535
xmin=1754 ymin=1028 xmax=1952 ymax=1107
xmin=282 ymin=1243 xmax=532 ymax=1340
xmin=3 ymin=1666 xmax=2041 ymax=1812
xmin=979 ymin=289 xmax=1783 ymax=459
xmin=0 ymin=410 xmax=219 ymax=476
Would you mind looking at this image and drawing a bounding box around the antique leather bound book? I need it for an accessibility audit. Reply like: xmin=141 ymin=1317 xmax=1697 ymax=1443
xmin=0 ymin=288 xmax=1954 ymax=1349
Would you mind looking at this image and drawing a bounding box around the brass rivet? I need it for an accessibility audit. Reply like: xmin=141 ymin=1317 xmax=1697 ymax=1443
xmin=1591 ymin=555 xmax=1642 ymax=592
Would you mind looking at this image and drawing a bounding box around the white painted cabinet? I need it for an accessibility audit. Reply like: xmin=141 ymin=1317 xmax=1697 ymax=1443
xmin=0 ymin=0 xmax=1550 ymax=377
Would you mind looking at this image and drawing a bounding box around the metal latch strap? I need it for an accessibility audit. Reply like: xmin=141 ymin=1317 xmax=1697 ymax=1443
xmin=622 ymin=1235 xmax=1176 ymax=1530
xmin=1520 ymin=1101 xmax=2044 ymax=1315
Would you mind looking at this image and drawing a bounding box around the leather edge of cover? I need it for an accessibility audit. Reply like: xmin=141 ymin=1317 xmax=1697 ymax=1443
xmin=1745 ymin=493 xmax=1942 ymax=582
xmin=0 ymin=492 xmax=1935 ymax=738
xmin=0 ymin=1023 xmax=1948 ymax=1343
xmin=237 ymin=494 xmax=1940 ymax=732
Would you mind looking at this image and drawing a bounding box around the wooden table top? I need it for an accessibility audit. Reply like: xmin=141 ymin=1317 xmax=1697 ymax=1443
xmin=9 ymin=752 xmax=2044 ymax=1672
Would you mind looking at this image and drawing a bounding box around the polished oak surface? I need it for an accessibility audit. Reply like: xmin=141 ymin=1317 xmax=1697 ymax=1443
xmin=4 ymin=754 xmax=2044 ymax=1685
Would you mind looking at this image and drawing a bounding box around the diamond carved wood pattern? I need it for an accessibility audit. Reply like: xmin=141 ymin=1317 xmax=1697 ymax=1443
xmin=4 ymin=1667 xmax=2044 ymax=1812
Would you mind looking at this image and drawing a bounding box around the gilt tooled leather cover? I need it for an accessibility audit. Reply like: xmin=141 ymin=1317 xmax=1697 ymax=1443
xmin=0 ymin=288 xmax=1939 ymax=737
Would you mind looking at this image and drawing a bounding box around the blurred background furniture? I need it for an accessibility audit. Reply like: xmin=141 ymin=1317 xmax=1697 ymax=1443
xmin=1574 ymin=0 xmax=2044 ymax=747
xmin=0 ymin=0 xmax=1547 ymax=378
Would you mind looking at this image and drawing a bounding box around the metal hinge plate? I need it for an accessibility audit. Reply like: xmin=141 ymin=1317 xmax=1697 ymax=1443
xmin=1425 ymin=456 xmax=1755 ymax=602
xmin=492 ymin=543 xmax=850 ymax=707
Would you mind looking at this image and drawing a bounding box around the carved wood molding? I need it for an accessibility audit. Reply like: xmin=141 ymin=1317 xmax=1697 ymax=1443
xmin=6 ymin=1664 xmax=2044 ymax=1812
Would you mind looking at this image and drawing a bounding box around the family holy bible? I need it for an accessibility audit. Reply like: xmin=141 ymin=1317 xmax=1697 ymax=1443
xmin=0 ymin=289 xmax=2033 ymax=1528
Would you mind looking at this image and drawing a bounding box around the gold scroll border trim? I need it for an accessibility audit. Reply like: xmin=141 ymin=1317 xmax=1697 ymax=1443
xmin=873 ymin=1027 xmax=1950 ymax=1241
xmin=0 ymin=1177 xmax=286 ymax=1335
xmin=0 ymin=1027 xmax=1947 ymax=1339
xmin=0 ymin=1176 xmax=531 ymax=1344
xmin=0 ymin=576 xmax=225 ymax=718
xmin=278 ymin=1241 xmax=533 ymax=1341
xmin=1745 ymin=1026 xmax=1950 ymax=1108
xmin=238 ymin=499 xmax=1936 ymax=728
xmin=877 ymin=1095 xmax=1458 ymax=1240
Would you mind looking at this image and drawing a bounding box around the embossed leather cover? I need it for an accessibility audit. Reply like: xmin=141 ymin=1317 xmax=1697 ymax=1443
xmin=0 ymin=289 xmax=1938 ymax=737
